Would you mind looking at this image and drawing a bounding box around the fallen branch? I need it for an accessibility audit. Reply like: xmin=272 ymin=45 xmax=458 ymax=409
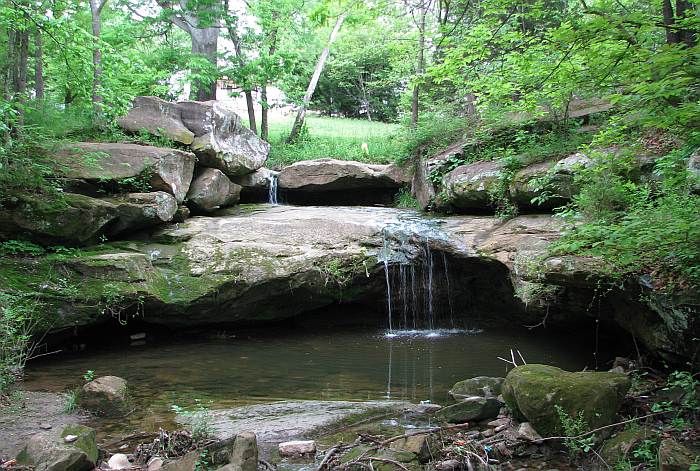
xmin=535 ymin=411 xmax=667 ymax=443
xmin=364 ymin=457 xmax=409 ymax=471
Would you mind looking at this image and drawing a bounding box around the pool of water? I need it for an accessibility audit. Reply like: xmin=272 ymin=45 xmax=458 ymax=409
xmin=22 ymin=326 xmax=607 ymax=441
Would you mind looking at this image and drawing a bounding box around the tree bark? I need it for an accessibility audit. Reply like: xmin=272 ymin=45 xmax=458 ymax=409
xmin=411 ymin=4 xmax=427 ymax=128
xmin=34 ymin=29 xmax=44 ymax=99
xmin=190 ymin=27 xmax=218 ymax=101
xmin=16 ymin=29 xmax=29 ymax=127
xmin=287 ymin=12 xmax=347 ymax=143
xmin=662 ymin=0 xmax=680 ymax=44
xmin=260 ymin=24 xmax=279 ymax=142
xmin=89 ymin=0 xmax=108 ymax=110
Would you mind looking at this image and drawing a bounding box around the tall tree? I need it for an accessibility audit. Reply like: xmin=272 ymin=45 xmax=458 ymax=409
xmin=89 ymin=0 xmax=108 ymax=109
xmin=287 ymin=11 xmax=347 ymax=143
xmin=157 ymin=0 xmax=222 ymax=100
xmin=410 ymin=1 xmax=427 ymax=127
xmin=33 ymin=29 xmax=43 ymax=99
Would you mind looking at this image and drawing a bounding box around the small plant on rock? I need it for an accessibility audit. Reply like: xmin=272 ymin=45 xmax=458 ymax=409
xmin=171 ymin=399 xmax=215 ymax=442
xmin=555 ymin=405 xmax=595 ymax=461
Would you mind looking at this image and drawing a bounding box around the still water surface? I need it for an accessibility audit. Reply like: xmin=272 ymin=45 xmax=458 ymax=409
xmin=25 ymin=327 xmax=604 ymax=412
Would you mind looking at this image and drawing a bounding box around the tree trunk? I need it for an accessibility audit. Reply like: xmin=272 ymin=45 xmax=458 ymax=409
xmin=260 ymin=25 xmax=279 ymax=142
xmin=34 ymin=30 xmax=44 ymax=99
xmin=287 ymin=12 xmax=347 ymax=143
xmin=411 ymin=5 xmax=427 ymax=128
xmin=244 ymin=90 xmax=257 ymax=134
xmin=190 ymin=27 xmax=218 ymax=101
xmin=16 ymin=29 xmax=29 ymax=127
xmin=89 ymin=0 xmax=107 ymax=112
xmin=676 ymin=0 xmax=696 ymax=47
xmin=662 ymin=0 xmax=680 ymax=44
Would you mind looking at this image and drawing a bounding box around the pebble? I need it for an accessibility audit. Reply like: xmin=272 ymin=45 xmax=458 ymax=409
xmin=39 ymin=423 xmax=52 ymax=430
xmin=481 ymin=428 xmax=495 ymax=438
xmin=63 ymin=435 xmax=78 ymax=443
xmin=107 ymin=453 xmax=131 ymax=470
xmin=278 ymin=440 xmax=316 ymax=456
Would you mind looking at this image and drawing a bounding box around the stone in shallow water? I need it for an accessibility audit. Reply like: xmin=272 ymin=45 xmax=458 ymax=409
xmin=79 ymin=376 xmax=129 ymax=417
xmin=278 ymin=440 xmax=316 ymax=456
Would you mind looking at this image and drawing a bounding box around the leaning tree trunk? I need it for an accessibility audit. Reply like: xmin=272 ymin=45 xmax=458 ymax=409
xmin=287 ymin=12 xmax=347 ymax=144
xmin=411 ymin=5 xmax=427 ymax=128
xmin=15 ymin=29 xmax=29 ymax=127
xmin=34 ymin=30 xmax=44 ymax=99
xmin=190 ymin=27 xmax=219 ymax=101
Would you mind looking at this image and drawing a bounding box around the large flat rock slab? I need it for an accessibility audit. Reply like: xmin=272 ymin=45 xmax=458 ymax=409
xmin=277 ymin=159 xmax=410 ymax=205
xmin=195 ymin=400 xmax=412 ymax=443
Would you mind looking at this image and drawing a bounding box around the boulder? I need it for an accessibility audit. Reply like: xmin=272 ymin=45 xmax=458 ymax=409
xmin=278 ymin=440 xmax=315 ymax=457
xmin=277 ymin=159 xmax=407 ymax=205
xmin=180 ymin=101 xmax=269 ymax=176
xmin=440 ymin=160 xmax=504 ymax=211
xmin=657 ymin=438 xmax=697 ymax=471
xmin=502 ymin=364 xmax=630 ymax=436
xmin=118 ymin=97 xmax=270 ymax=176
xmin=449 ymin=377 xmax=504 ymax=400
xmin=79 ymin=376 xmax=129 ymax=417
xmin=0 ymin=193 xmax=119 ymax=245
xmin=16 ymin=425 xmax=98 ymax=471
xmin=186 ymin=168 xmax=241 ymax=212
xmin=55 ymin=142 xmax=195 ymax=203
xmin=117 ymin=96 xmax=196 ymax=144
xmin=434 ymin=397 xmax=501 ymax=423
xmin=103 ymin=192 xmax=178 ymax=234
xmin=0 ymin=189 xmax=178 ymax=245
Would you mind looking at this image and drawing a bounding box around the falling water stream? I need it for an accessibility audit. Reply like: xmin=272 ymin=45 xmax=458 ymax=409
xmin=267 ymin=174 xmax=279 ymax=205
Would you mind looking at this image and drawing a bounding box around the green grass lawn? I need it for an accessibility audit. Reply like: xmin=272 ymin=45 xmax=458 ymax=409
xmin=260 ymin=114 xmax=407 ymax=168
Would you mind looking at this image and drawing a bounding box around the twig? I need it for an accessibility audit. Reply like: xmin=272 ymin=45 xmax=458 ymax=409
xmin=535 ymin=411 xmax=667 ymax=443
xmin=317 ymin=446 xmax=339 ymax=471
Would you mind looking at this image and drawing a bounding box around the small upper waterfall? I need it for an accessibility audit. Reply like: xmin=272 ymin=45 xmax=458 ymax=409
xmin=378 ymin=215 xmax=462 ymax=336
xmin=267 ymin=174 xmax=279 ymax=205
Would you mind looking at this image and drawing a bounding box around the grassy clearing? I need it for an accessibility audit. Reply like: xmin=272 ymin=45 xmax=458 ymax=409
xmin=259 ymin=114 xmax=406 ymax=168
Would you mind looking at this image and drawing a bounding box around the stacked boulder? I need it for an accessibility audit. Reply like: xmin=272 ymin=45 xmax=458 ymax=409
xmin=0 ymin=97 xmax=270 ymax=245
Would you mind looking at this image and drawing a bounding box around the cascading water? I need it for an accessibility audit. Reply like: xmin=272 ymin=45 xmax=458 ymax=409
xmin=378 ymin=215 xmax=463 ymax=337
xmin=267 ymin=174 xmax=279 ymax=205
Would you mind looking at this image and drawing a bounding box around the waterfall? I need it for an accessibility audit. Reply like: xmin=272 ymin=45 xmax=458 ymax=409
xmin=383 ymin=260 xmax=394 ymax=334
xmin=267 ymin=174 xmax=279 ymax=205
xmin=378 ymin=219 xmax=461 ymax=336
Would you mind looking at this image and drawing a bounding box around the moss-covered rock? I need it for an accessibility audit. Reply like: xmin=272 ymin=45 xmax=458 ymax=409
xmin=449 ymin=376 xmax=504 ymax=400
xmin=16 ymin=424 xmax=98 ymax=471
xmin=434 ymin=397 xmax=501 ymax=423
xmin=657 ymin=438 xmax=698 ymax=471
xmin=502 ymin=364 xmax=630 ymax=436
